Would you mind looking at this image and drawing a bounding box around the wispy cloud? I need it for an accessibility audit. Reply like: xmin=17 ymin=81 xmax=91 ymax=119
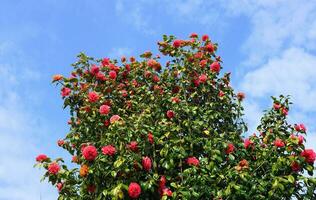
xmin=0 ymin=42 xmax=57 ymax=200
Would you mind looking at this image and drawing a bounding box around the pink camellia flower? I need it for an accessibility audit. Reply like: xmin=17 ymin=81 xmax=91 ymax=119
xmin=274 ymin=138 xmax=285 ymax=148
xmin=109 ymin=70 xmax=117 ymax=80
xmin=48 ymin=162 xmax=60 ymax=175
xmin=166 ymin=110 xmax=175 ymax=119
xmin=101 ymin=145 xmax=116 ymax=156
xmin=148 ymin=132 xmax=154 ymax=144
xmin=88 ymin=91 xmax=99 ymax=103
xmin=56 ymin=182 xmax=63 ymax=192
xmin=142 ymin=156 xmax=152 ymax=171
xmin=291 ymin=161 xmax=300 ymax=172
xmin=301 ymin=149 xmax=316 ymax=164
xmin=110 ymin=115 xmax=121 ymax=124
xmin=90 ymin=64 xmax=100 ymax=75
xmin=99 ymin=105 xmax=110 ymax=115
xmin=128 ymin=141 xmax=138 ymax=152
xmin=162 ymin=188 xmax=173 ymax=197
xmin=198 ymin=74 xmax=207 ymax=83
xmin=187 ymin=156 xmax=199 ymax=166
xmin=202 ymin=34 xmax=209 ymax=41
xmin=82 ymin=145 xmax=98 ymax=161
xmin=282 ymin=107 xmax=288 ymax=115
xmin=210 ymin=62 xmax=220 ymax=73
xmin=128 ymin=182 xmax=141 ymax=199
xmin=61 ymin=87 xmax=71 ymax=97
xmin=57 ymin=139 xmax=64 ymax=147
xmin=205 ymin=43 xmax=214 ymax=52
xmin=199 ymin=59 xmax=207 ymax=68
xmin=273 ymin=103 xmax=281 ymax=110
xmin=36 ymin=154 xmax=48 ymax=162
xmin=244 ymin=138 xmax=253 ymax=149
xmin=226 ymin=143 xmax=235 ymax=154
xmin=173 ymin=39 xmax=183 ymax=48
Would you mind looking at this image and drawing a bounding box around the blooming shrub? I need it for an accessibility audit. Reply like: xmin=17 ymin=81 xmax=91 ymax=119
xmin=35 ymin=34 xmax=316 ymax=199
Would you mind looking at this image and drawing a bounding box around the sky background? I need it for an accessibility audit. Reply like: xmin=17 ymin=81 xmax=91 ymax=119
xmin=0 ymin=0 xmax=316 ymax=199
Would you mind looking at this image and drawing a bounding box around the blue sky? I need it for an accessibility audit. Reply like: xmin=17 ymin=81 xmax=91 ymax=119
xmin=0 ymin=0 xmax=316 ymax=199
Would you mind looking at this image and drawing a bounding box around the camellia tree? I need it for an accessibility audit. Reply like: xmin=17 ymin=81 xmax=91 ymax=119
xmin=35 ymin=34 xmax=316 ymax=200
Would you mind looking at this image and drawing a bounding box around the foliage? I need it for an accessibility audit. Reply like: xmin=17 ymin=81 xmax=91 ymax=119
xmin=35 ymin=34 xmax=316 ymax=199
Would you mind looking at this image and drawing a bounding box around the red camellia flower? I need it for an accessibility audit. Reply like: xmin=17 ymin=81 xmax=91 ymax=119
xmin=96 ymin=72 xmax=106 ymax=81
xmin=166 ymin=110 xmax=175 ymax=119
xmin=237 ymin=92 xmax=245 ymax=101
xmin=301 ymin=149 xmax=316 ymax=164
xmin=190 ymin=33 xmax=198 ymax=38
xmin=198 ymin=74 xmax=207 ymax=83
xmin=61 ymin=87 xmax=71 ymax=97
xmin=57 ymin=139 xmax=64 ymax=147
xmin=142 ymin=156 xmax=152 ymax=171
xmin=148 ymin=132 xmax=154 ymax=144
xmin=173 ymin=39 xmax=183 ymax=48
xmin=219 ymin=90 xmax=225 ymax=97
xmin=56 ymin=182 xmax=63 ymax=192
xmin=202 ymin=34 xmax=209 ymax=41
xmin=36 ymin=154 xmax=48 ymax=162
xmin=87 ymin=185 xmax=96 ymax=193
xmin=90 ymin=64 xmax=100 ymax=75
xmin=295 ymin=123 xmax=306 ymax=132
xmin=205 ymin=43 xmax=214 ymax=52
xmin=153 ymin=75 xmax=160 ymax=83
xmin=128 ymin=182 xmax=141 ymax=199
xmin=244 ymin=138 xmax=253 ymax=149
xmin=274 ymin=138 xmax=285 ymax=148
xmin=210 ymin=62 xmax=220 ymax=73
xmin=128 ymin=141 xmax=138 ymax=152
xmin=99 ymin=105 xmax=110 ymax=115
xmin=298 ymin=135 xmax=304 ymax=145
xmin=226 ymin=143 xmax=235 ymax=154
xmin=82 ymin=145 xmax=98 ymax=161
xmin=88 ymin=91 xmax=99 ymax=103
xmin=109 ymin=70 xmax=117 ymax=80
xmin=187 ymin=156 xmax=199 ymax=166
xmin=162 ymin=188 xmax=173 ymax=197
xmin=171 ymin=97 xmax=180 ymax=103
xmin=101 ymin=145 xmax=116 ymax=156
xmin=101 ymin=58 xmax=110 ymax=66
xmin=48 ymin=162 xmax=60 ymax=175
xmin=110 ymin=115 xmax=121 ymax=124
xmin=291 ymin=161 xmax=300 ymax=172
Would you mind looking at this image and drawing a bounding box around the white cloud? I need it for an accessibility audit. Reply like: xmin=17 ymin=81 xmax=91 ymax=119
xmin=241 ymin=48 xmax=316 ymax=112
xmin=223 ymin=0 xmax=316 ymax=66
